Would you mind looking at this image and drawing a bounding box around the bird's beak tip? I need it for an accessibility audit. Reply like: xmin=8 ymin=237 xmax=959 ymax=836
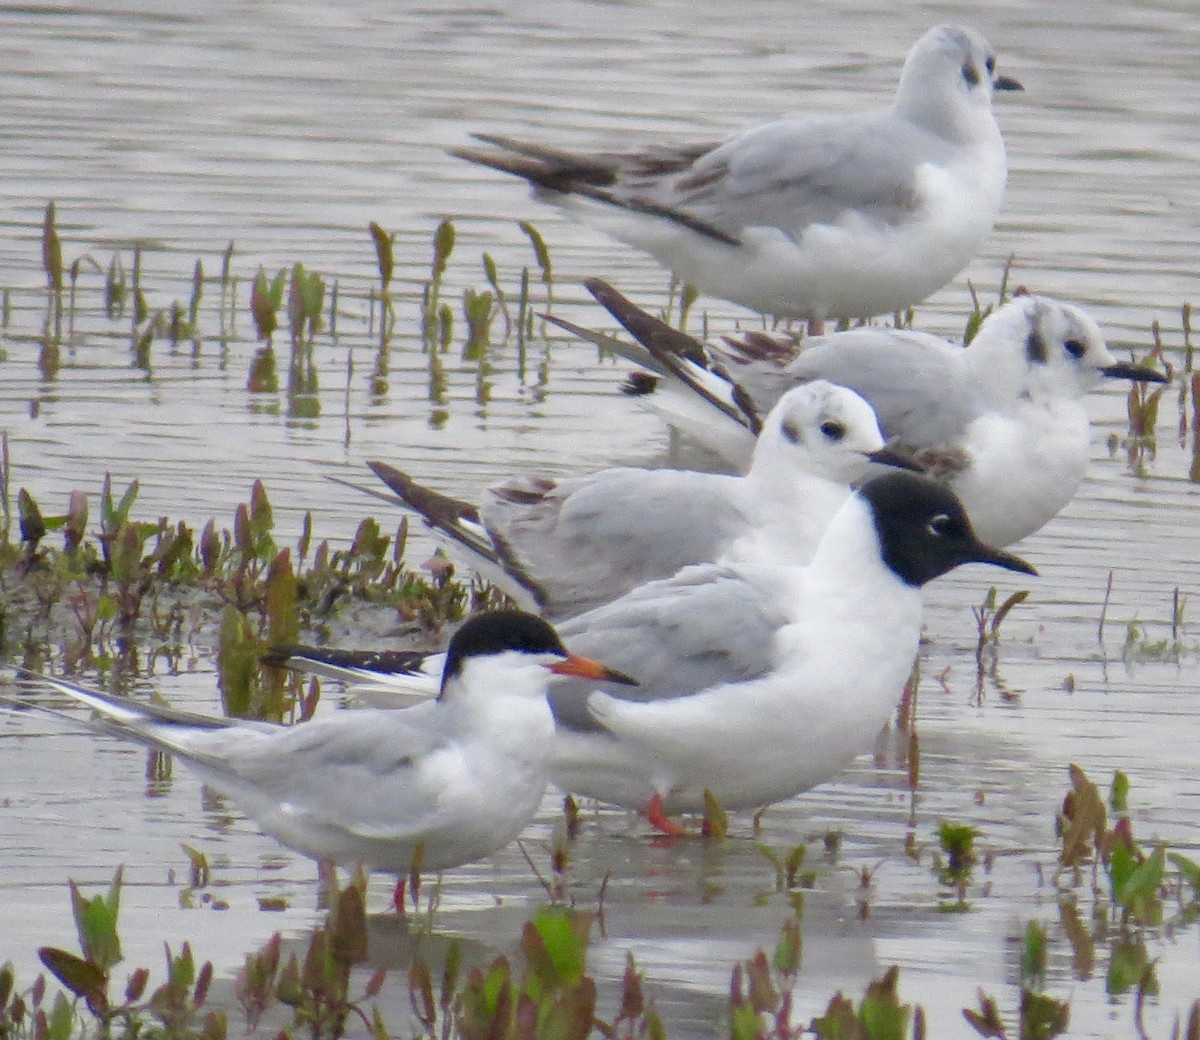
xmin=1101 ymin=362 xmax=1170 ymax=384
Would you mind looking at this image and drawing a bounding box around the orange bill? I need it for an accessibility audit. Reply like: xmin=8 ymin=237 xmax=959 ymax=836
xmin=549 ymin=653 xmax=638 ymax=686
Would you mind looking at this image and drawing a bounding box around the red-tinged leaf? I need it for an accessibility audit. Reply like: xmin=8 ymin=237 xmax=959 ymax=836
xmin=364 ymin=967 xmax=387 ymax=1000
xmin=37 ymin=948 xmax=106 ymax=1006
xmin=125 ymin=967 xmax=150 ymax=1002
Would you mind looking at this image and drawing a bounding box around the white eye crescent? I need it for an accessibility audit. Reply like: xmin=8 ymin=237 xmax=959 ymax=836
xmin=926 ymin=513 xmax=953 ymax=537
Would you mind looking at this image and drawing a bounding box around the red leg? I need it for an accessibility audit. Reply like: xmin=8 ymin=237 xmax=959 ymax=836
xmin=646 ymin=792 xmax=689 ymax=837
xmin=392 ymin=878 xmax=406 ymax=916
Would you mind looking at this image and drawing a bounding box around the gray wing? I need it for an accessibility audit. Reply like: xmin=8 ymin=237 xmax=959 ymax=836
xmin=215 ymin=707 xmax=445 ymax=795
xmin=198 ymin=707 xmax=457 ymax=839
xmin=781 ymin=330 xmax=983 ymax=449
xmin=482 ymin=469 xmax=750 ymax=619
xmin=550 ymin=563 xmax=787 ymax=732
xmin=637 ymin=110 xmax=938 ymax=239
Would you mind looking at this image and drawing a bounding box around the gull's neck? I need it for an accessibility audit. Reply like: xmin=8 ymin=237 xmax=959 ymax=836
xmin=805 ymin=493 xmax=901 ymax=589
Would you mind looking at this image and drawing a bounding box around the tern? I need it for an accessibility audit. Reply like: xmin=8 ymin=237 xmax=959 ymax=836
xmin=14 ymin=611 xmax=635 ymax=873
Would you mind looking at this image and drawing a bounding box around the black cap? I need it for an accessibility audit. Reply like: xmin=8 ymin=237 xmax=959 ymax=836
xmin=858 ymin=472 xmax=1037 ymax=587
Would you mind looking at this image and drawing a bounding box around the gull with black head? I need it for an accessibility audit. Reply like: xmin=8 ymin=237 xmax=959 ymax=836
xmin=274 ymin=473 xmax=1036 ymax=833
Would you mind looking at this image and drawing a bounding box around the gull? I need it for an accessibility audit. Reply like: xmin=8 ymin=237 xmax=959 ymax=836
xmin=340 ymin=380 xmax=916 ymax=621
xmin=273 ymin=472 xmax=1036 ymax=832
xmin=452 ymin=24 xmax=1022 ymax=324
xmin=14 ymin=610 xmax=635 ymax=874
xmin=563 ymin=279 xmax=1169 ymax=547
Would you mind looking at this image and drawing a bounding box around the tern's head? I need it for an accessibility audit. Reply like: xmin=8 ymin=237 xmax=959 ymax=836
xmin=750 ymin=380 xmax=917 ymax=487
xmin=970 ymin=295 xmax=1168 ymax=402
xmin=895 ymin=25 xmax=1022 ymax=139
xmin=439 ymin=610 xmax=636 ymax=700
xmin=856 ymin=471 xmax=1037 ymax=587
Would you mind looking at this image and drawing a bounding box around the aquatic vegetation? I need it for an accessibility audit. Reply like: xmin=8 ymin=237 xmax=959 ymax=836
xmin=4 ymin=202 xmax=1200 ymax=1040
xmin=3 ymin=781 xmax=1200 ymax=1040
xmin=933 ymin=821 xmax=982 ymax=912
xmin=0 ymin=448 xmax=480 ymax=703
xmin=1120 ymin=587 xmax=1194 ymax=662
xmin=755 ymin=843 xmax=814 ymax=895
xmin=971 ymin=586 xmax=1030 ymax=701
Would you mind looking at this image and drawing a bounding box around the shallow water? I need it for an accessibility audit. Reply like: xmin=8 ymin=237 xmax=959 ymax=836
xmin=0 ymin=0 xmax=1198 ymax=1036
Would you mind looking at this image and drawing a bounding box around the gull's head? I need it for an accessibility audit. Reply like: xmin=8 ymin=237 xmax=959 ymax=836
xmin=857 ymin=471 xmax=1037 ymax=588
xmin=751 ymin=380 xmax=916 ymax=486
xmin=976 ymin=296 xmax=1168 ymax=401
xmin=438 ymin=610 xmax=636 ymax=701
xmin=895 ymin=25 xmax=1022 ymax=139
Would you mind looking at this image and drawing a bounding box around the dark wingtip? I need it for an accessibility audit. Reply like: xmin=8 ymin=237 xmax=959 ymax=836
xmin=583 ymin=278 xmax=711 ymax=368
xmin=622 ymin=371 xmax=661 ymax=396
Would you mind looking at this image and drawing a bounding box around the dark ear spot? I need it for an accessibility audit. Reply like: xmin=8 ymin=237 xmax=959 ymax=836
xmin=1026 ymin=331 xmax=1047 ymax=364
xmin=1063 ymin=339 xmax=1086 ymax=360
xmin=781 ymin=420 xmax=801 ymax=444
xmin=961 ymin=62 xmax=980 ymax=87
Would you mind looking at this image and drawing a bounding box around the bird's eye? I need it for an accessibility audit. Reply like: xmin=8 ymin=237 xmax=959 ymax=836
xmin=961 ymin=62 xmax=980 ymax=86
xmin=1064 ymin=339 xmax=1087 ymax=360
xmin=926 ymin=513 xmax=954 ymax=537
xmin=985 ymin=56 xmax=996 ymax=75
xmin=781 ymin=420 xmax=801 ymax=444
xmin=819 ymin=420 xmax=846 ymax=442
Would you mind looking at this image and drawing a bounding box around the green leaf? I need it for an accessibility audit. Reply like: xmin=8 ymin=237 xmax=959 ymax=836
xmin=42 ymin=202 xmax=63 ymax=294
xmin=1058 ymin=765 xmax=1106 ymax=868
xmin=46 ymin=992 xmax=74 ymax=1040
xmin=69 ymin=868 xmax=123 ymax=972
xmin=1019 ymin=989 xmax=1070 ymax=1040
xmin=329 ymin=884 xmax=368 ymax=967
xmin=431 ymin=219 xmax=455 ymax=283
xmin=1117 ymin=845 xmax=1164 ymax=904
xmin=1109 ymin=770 xmax=1130 ymax=813
xmin=1106 ymin=940 xmax=1155 ymax=996
xmin=772 ymin=917 xmax=802 ymax=977
xmin=859 ymin=967 xmax=910 ymax=1040
xmin=1020 ymin=920 xmax=1046 ymax=990
xmin=17 ymin=488 xmax=46 ymax=545
xmin=368 ymin=222 xmax=394 ymax=291
xmin=519 ymin=222 xmax=552 ymax=284
xmin=524 ymin=907 xmax=591 ymax=991
xmin=702 ymin=789 xmax=727 ymax=842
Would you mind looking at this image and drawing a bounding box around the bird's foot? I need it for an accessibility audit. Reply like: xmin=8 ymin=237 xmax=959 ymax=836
xmin=646 ymin=792 xmax=690 ymax=837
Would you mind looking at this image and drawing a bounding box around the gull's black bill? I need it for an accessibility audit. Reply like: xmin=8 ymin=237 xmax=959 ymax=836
xmin=973 ymin=544 xmax=1038 ymax=577
xmin=994 ymin=75 xmax=1023 ymax=92
xmin=1100 ymin=362 xmax=1169 ymax=384
xmin=868 ymin=446 xmax=924 ymax=473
